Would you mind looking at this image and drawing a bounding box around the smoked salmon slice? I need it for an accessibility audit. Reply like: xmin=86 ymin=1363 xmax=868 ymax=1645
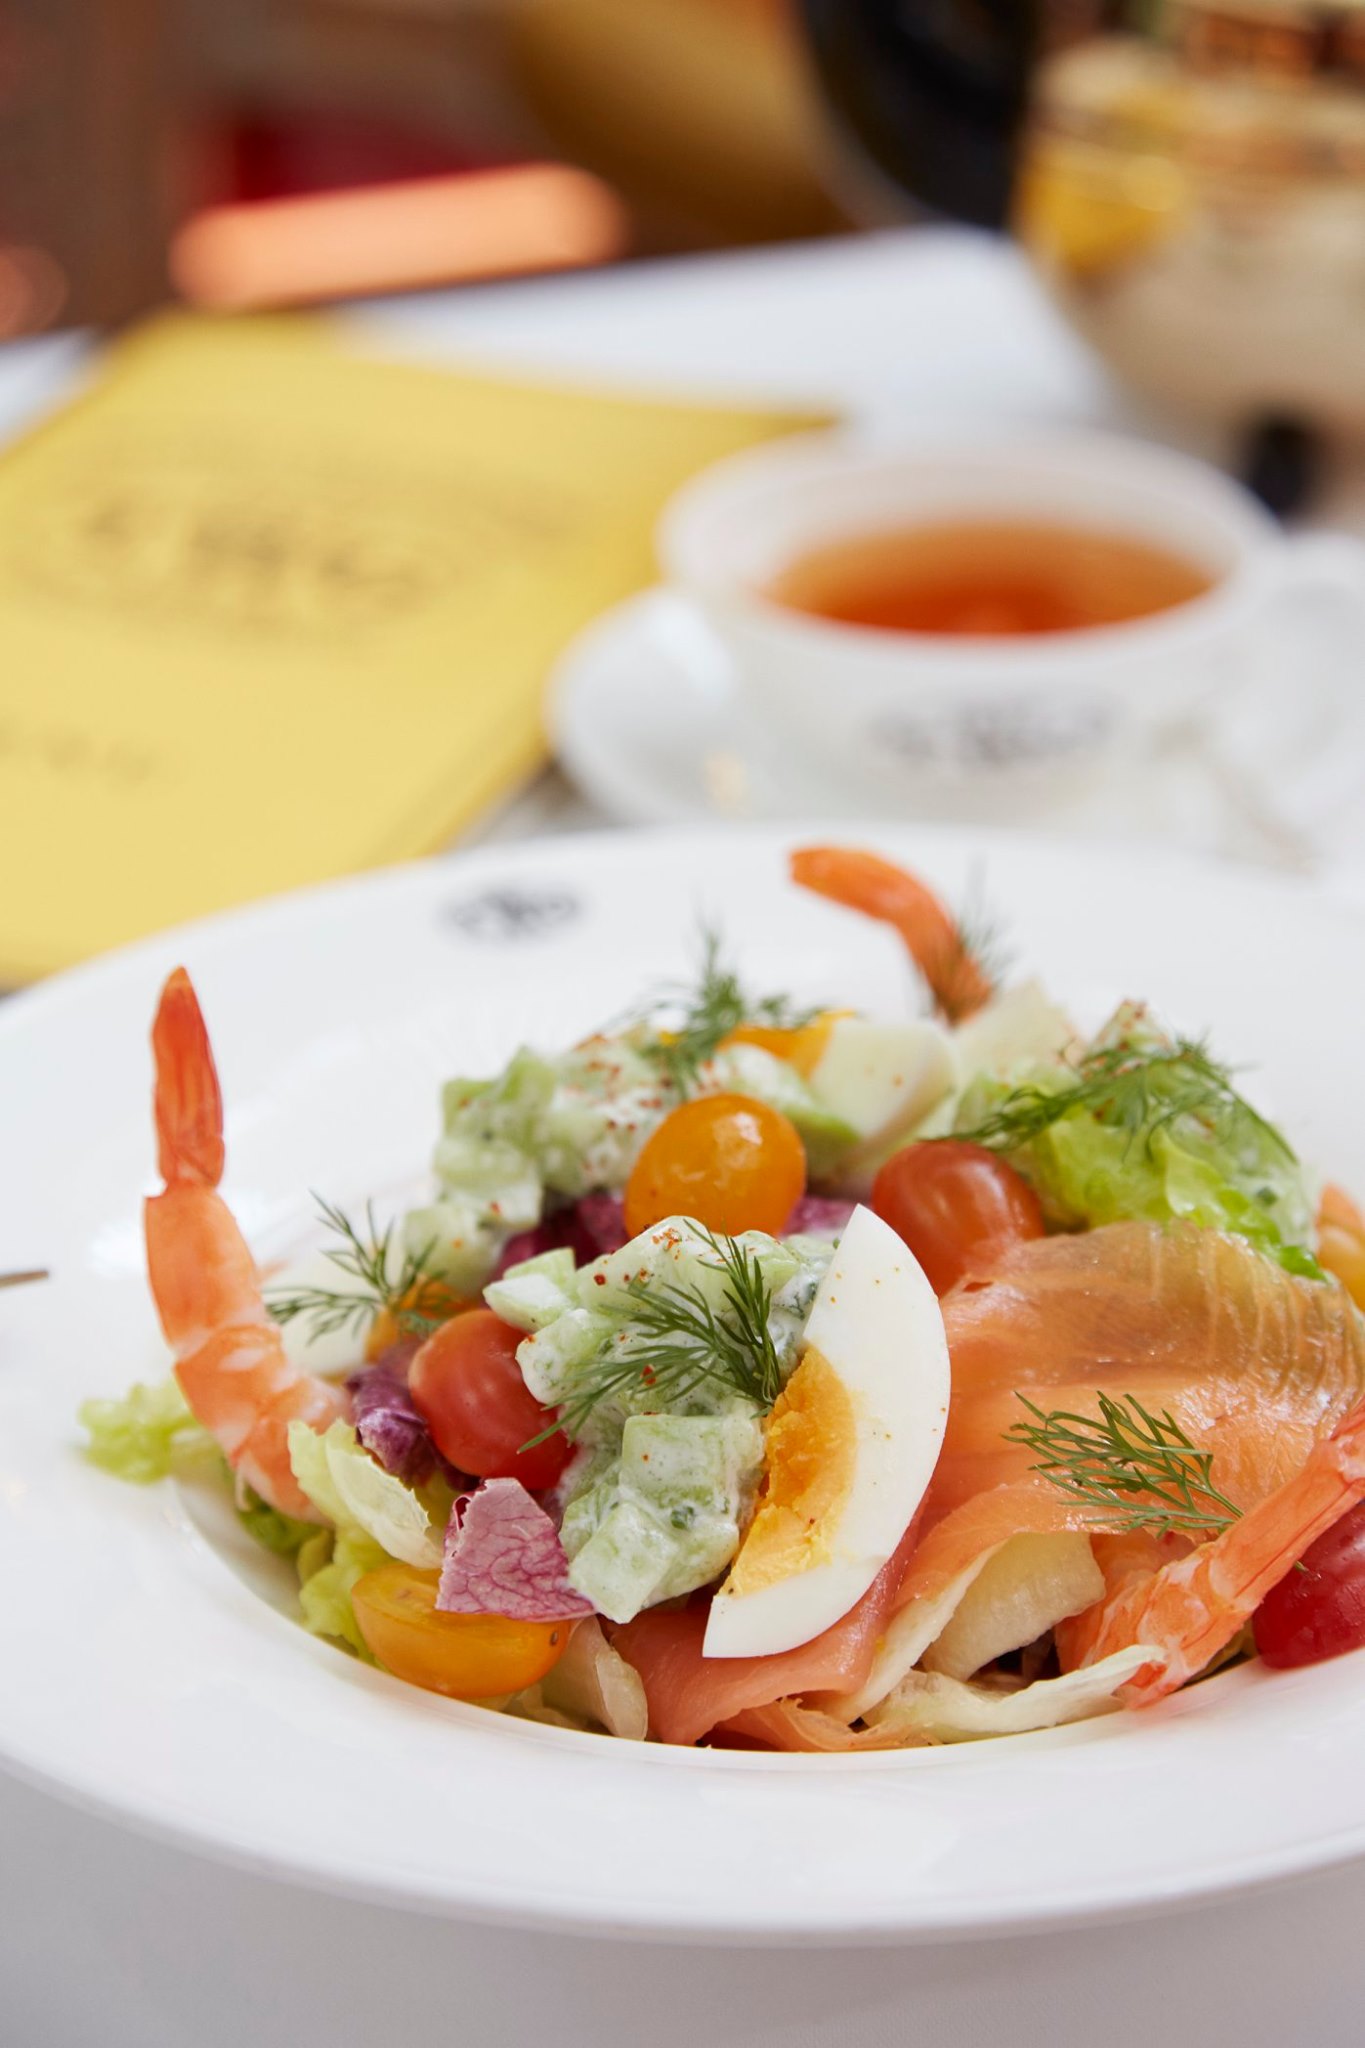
xmin=883 ymin=1225 xmax=1365 ymax=1712
xmin=716 ymin=1700 xmax=921 ymax=1752
xmin=612 ymin=1524 xmax=919 ymax=1747
xmin=889 ymin=1482 xmax=1111 ymax=1614
xmin=928 ymin=1221 xmax=1365 ymax=1523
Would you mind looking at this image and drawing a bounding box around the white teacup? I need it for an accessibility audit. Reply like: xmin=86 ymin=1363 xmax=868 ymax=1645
xmin=657 ymin=427 xmax=1365 ymax=820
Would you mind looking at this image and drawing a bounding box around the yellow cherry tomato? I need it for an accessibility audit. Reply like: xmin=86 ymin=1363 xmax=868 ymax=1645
xmin=623 ymin=1092 xmax=806 ymax=1239
xmin=1319 ymin=1185 xmax=1365 ymax=1310
xmin=365 ymin=1278 xmax=471 ymax=1361
xmin=352 ymin=1564 xmax=571 ymax=1699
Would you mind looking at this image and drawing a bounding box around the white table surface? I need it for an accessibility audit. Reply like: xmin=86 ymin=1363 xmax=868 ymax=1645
xmin=6 ymin=230 xmax=1365 ymax=2044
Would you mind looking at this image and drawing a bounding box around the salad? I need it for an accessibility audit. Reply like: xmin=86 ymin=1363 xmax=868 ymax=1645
xmin=82 ymin=844 xmax=1365 ymax=1751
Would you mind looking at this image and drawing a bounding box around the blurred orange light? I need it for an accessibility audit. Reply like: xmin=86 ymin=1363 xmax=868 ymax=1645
xmin=0 ymin=245 xmax=68 ymax=337
xmin=170 ymin=165 xmax=630 ymax=312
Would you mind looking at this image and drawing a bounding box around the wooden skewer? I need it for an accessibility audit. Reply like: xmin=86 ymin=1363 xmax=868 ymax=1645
xmin=0 ymin=1269 xmax=49 ymax=1289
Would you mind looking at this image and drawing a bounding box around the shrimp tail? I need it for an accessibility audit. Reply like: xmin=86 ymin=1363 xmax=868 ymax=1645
xmin=153 ymin=968 xmax=225 ymax=1189
xmin=144 ymin=967 xmax=344 ymax=1520
xmin=790 ymin=845 xmax=993 ymax=1024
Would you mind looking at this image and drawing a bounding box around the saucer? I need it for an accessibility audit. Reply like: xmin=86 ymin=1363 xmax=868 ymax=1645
xmin=546 ymin=588 xmax=1325 ymax=865
xmin=546 ymin=589 xmax=861 ymax=825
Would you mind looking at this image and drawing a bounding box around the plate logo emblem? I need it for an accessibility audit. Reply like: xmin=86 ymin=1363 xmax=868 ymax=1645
xmin=444 ymin=884 xmax=581 ymax=942
xmin=870 ymin=697 xmax=1111 ymax=769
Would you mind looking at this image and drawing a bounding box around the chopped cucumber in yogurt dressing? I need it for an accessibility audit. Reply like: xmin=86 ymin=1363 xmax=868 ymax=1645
xmin=558 ymin=1412 xmax=765 ymax=1622
xmin=487 ymin=1219 xmax=832 ymax=1623
xmin=403 ymin=1039 xmax=666 ymax=1292
xmin=405 ymin=1031 xmax=855 ymax=1293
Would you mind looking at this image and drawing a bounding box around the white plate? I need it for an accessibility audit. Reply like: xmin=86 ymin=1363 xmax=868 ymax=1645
xmin=4 ymin=824 xmax=1365 ymax=1945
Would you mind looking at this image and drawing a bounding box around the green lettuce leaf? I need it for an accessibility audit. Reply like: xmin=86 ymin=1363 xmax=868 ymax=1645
xmin=955 ymin=1004 xmax=1318 ymax=1275
xmin=286 ymin=1418 xmax=442 ymax=1569
xmin=297 ymin=1526 xmax=386 ymax=1657
xmin=78 ymin=1375 xmax=209 ymax=1484
xmin=237 ymin=1488 xmax=315 ymax=1557
xmin=286 ymin=1418 xmax=451 ymax=1654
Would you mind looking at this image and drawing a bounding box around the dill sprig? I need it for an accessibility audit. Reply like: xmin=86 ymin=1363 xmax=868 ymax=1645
xmin=545 ymin=1227 xmax=785 ymax=1442
xmin=266 ymin=1196 xmax=440 ymax=1344
xmin=958 ymin=1028 xmax=1294 ymax=1165
xmin=1006 ymin=1390 xmax=1244 ymax=1539
xmin=634 ymin=926 xmax=817 ymax=1095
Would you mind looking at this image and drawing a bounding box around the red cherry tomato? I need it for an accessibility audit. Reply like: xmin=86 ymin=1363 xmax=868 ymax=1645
xmin=1253 ymin=1499 xmax=1365 ymax=1670
xmin=408 ymin=1309 xmax=570 ymax=1490
xmin=623 ymin=1093 xmax=806 ymax=1239
xmin=871 ymin=1139 xmax=1045 ymax=1294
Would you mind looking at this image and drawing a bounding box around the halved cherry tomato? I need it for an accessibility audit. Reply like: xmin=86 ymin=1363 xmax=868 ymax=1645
xmin=871 ymin=1139 xmax=1045 ymax=1294
xmin=623 ymin=1092 xmax=806 ymax=1238
xmin=353 ymin=1563 xmax=570 ymax=1698
xmin=409 ymin=1308 xmax=570 ymax=1489
xmin=1254 ymin=1499 xmax=1365 ymax=1670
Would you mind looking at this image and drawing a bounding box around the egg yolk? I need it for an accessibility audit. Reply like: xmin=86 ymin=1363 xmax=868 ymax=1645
xmin=725 ymin=1348 xmax=857 ymax=1597
xmin=719 ymin=1012 xmax=843 ymax=1078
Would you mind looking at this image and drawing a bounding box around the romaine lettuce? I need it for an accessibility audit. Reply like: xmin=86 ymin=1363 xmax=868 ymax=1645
xmin=956 ymin=1005 xmax=1318 ymax=1274
xmin=287 ymin=1418 xmax=442 ymax=1569
xmin=237 ymin=1489 xmax=315 ymax=1556
xmin=286 ymin=1418 xmax=458 ymax=1652
xmin=78 ymin=1375 xmax=208 ymax=1483
xmin=297 ymin=1525 xmax=387 ymax=1657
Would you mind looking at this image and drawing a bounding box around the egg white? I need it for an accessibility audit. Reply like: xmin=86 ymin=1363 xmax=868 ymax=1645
xmin=807 ymin=1017 xmax=956 ymax=1148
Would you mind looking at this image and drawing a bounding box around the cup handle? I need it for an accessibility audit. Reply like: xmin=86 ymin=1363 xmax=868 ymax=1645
xmin=1198 ymin=531 xmax=1365 ymax=871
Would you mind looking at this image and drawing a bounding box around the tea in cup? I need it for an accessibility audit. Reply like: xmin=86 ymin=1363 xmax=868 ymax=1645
xmin=657 ymin=428 xmax=1363 ymax=816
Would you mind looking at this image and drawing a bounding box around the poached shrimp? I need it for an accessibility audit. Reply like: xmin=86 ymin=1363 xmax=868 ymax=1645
xmin=1060 ymin=1392 xmax=1365 ymax=1702
xmin=144 ymin=968 xmax=345 ymax=1521
xmin=790 ymin=844 xmax=994 ymax=1024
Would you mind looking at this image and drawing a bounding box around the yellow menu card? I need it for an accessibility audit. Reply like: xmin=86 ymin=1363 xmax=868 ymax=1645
xmin=0 ymin=313 xmax=816 ymax=983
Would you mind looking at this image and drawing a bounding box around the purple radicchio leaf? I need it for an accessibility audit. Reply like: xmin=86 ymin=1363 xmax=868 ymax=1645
xmin=345 ymin=1345 xmax=461 ymax=1487
xmin=783 ymin=1194 xmax=855 ymax=1239
xmin=493 ymin=1191 xmax=628 ymax=1279
xmin=437 ymin=1477 xmax=593 ymax=1622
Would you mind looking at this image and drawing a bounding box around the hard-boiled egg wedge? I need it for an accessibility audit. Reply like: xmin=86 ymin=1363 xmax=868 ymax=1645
xmin=718 ymin=1014 xmax=955 ymax=1175
xmin=805 ymin=1016 xmax=956 ymax=1152
xmin=703 ymin=1204 xmax=949 ymax=1660
xmin=951 ymin=979 xmax=1074 ymax=1080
